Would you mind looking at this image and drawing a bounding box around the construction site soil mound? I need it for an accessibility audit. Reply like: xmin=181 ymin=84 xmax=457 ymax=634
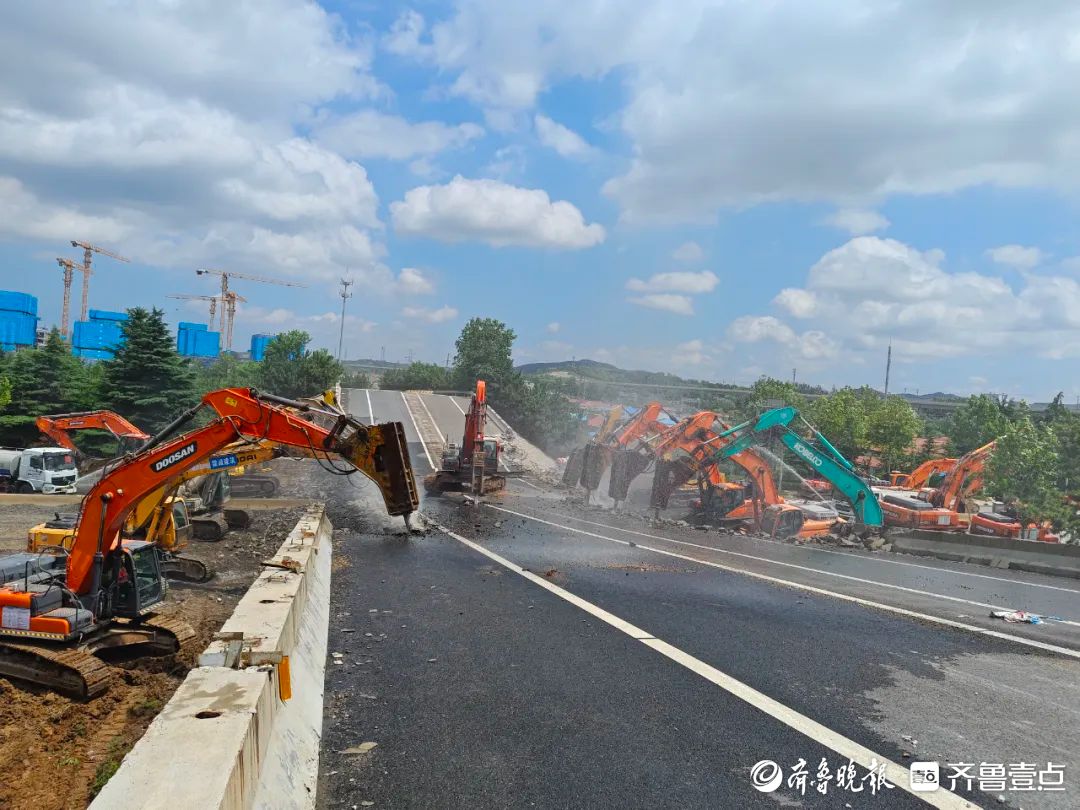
xmin=0 ymin=458 xmax=322 ymax=809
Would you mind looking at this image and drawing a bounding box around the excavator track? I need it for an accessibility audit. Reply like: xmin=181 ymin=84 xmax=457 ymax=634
xmin=162 ymin=553 xmax=214 ymax=583
xmin=137 ymin=615 xmax=197 ymax=655
xmin=0 ymin=641 xmax=114 ymax=699
xmin=192 ymin=511 xmax=228 ymax=541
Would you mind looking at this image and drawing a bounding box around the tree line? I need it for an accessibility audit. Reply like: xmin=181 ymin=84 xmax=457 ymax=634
xmin=376 ymin=317 xmax=583 ymax=455
xmin=741 ymin=377 xmax=1080 ymax=534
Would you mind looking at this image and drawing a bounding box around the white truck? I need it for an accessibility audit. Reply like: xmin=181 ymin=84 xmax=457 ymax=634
xmin=0 ymin=447 xmax=79 ymax=494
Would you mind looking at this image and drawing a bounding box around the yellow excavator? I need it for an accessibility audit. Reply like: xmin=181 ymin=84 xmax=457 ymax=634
xmin=27 ymin=438 xmax=329 ymax=581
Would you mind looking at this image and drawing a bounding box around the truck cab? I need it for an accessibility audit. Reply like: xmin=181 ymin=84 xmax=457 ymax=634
xmin=0 ymin=446 xmax=79 ymax=494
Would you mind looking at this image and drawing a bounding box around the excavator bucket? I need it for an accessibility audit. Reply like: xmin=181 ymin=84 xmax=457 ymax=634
xmin=579 ymin=443 xmax=611 ymax=491
xmin=343 ymin=421 xmax=419 ymax=517
xmin=607 ymin=448 xmax=652 ymax=502
xmin=562 ymin=447 xmax=586 ymax=487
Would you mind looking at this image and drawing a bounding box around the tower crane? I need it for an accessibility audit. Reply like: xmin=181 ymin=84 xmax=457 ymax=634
xmin=195 ymin=268 xmax=307 ymax=350
xmin=167 ymin=292 xmax=248 ymax=347
xmin=70 ymin=241 xmax=130 ymax=321
xmin=55 ymin=258 xmax=80 ymax=339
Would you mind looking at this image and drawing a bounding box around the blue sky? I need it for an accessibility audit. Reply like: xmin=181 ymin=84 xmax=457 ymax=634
xmin=1 ymin=1 xmax=1079 ymax=401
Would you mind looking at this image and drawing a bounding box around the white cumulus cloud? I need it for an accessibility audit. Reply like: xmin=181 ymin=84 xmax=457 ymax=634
xmin=546 ymin=321 xmax=561 ymax=333
xmin=391 ymin=175 xmax=605 ymax=249
xmin=628 ymin=294 xmax=694 ymax=315
xmin=672 ymin=241 xmax=704 ymax=262
xmin=730 ymin=236 xmax=1080 ymax=373
xmin=534 ymin=114 xmax=592 ymax=158
xmin=402 ymin=305 xmax=458 ymax=323
xmin=625 ymin=270 xmax=718 ymax=294
xmin=396 ymin=267 xmax=435 ymax=295
xmin=314 ymin=110 xmax=484 ymax=161
xmin=398 ymin=2 xmax=1080 ymax=223
xmin=986 ymin=244 xmax=1045 ymax=269
xmin=824 ymin=208 xmax=890 ymax=235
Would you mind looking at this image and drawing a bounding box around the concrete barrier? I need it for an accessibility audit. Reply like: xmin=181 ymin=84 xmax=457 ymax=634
xmin=890 ymin=528 xmax=1080 ymax=579
xmin=91 ymin=505 xmax=333 ymax=810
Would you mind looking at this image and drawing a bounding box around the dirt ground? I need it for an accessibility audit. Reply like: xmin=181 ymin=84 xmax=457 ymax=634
xmin=0 ymin=460 xmax=320 ymax=809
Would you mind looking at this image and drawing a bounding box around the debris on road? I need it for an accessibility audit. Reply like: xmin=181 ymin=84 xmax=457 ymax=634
xmin=340 ymin=742 xmax=378 ymax=755
xmin=989 ymin=609 xmax=1064 ymax=624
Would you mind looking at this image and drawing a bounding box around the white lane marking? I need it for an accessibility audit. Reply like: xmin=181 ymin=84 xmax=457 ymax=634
xmin=365 ymin=388 xmax=374 ymax=426
xmin=436 ymin=521 xmax=978 ymax=810
xmin=400 ymin=392 xmax=435 ymax=470
xmin=449 ymin=397 xmax=466 ymax=416
xmin=513 ymin=477 xmax=543 ymax=491
xmin=565 ymin=514 xmax=1080 ymax=595
xmin=546 ymin=512 xmax=1080 ymax=626
xmin=488 ymin=504 xmax=1080 ymax=661
xmin=647 ymin=516 xmax=1078 ymax=595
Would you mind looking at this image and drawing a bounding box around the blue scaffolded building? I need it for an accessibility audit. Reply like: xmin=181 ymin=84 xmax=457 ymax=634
xmin=177 ymin=322 xmax=221 ymax=358
xmin=0 ymin=291 xmax=39 ymax=352
xmin=72 ymin=309 xmax=128 ymax=359
xmin=249 ymin=333 xmax=276 ymax=361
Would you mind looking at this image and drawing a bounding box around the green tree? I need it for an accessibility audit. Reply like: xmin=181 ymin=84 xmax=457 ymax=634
xmin=740 ymin=376 xmax=805 ymax=419
xmin=102 ymin=308 xmax=197 ymax=433
xmin=947 ymin=394 xmax=1026 ymax=453
xmin=341 ymin=370 xmax=372 ymax=389
xmin=446 ymin=318 xmax=581 ymax=454
xmin=0 ymin=375 xmax=10 ymax=410
xmin=806 ymin=387 xmax=869 ymax=461
xmin=256 ymin=330 xmax=343 ymax=399
xmin=0 ymin=329 xmax=91 ymax=445
xmin=452 ymin=318 xmax=516 ymax=389
xmin=378 ymin=362 xmax=449 ymax=391
xmin=985 ymin=416 xmax=1065 ymax=527
xmin=193 ymin=354 xmax=259 ymax=393
xmin=867 ymin=396 xmax=922 ymax=470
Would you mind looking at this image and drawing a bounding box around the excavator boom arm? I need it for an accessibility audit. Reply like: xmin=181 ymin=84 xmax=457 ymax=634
xmin=67 ymin=388 xmax=418 ymax=594
xmin=709 ymin=407 xmax=884 ymax=527
xmin=36 ymin=410 xmax=150 ymax=453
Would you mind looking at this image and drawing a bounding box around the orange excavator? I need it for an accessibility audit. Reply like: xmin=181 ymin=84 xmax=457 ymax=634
xmin=562 ymin=405 xmax=624 ymax=487
xmin=36 ymin=410 xmax=150 ymax=465
xmin=0 ymin=387 xmax=417 ymax=697
xmin=648 ymin=411 xmax=842 ymax=539
xmin=425 ymin=380 xmax=506 ymax=495
xmin=36 ymin=409 xmax=281 ymax=497
xmin=887 ymin=457 xmax=956 ymax=490
xmin=571 ymin=402 xmax=674 ymax=504
xmin=879 ymin=442 xmax=994 ymax=531
xmin=930 ymin=441 xmax=1059 ymax=541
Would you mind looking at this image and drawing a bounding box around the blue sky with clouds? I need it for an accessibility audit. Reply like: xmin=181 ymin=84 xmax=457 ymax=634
xmin=1 ymin=1 xmax=1079 ymax=401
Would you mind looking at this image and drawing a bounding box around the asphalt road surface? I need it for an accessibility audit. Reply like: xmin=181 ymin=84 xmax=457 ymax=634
xmin=318 ymin=392 xmax=1080 ymax=809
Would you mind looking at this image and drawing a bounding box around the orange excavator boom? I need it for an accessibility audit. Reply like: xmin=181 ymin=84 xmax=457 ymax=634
xmin=66 ymin=387 xmax=417 ymax=594
xmin=36 ymin=410 xmax=150 ymax=454
xmin=930 ymin=440 xmax=996 ymax=511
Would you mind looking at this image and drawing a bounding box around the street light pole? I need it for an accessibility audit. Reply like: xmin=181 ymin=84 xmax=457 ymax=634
xmin=337 ymin=277 xmax=353 ymax=361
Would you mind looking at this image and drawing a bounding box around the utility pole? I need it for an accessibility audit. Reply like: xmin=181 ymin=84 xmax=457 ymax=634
xmin=337 ymin=277 xmax=353 ymax=361
xmin=883 ymin=342 xmax=892 ymax=396
xmin=792 ymin=368 xmax=797 ymax=386
xmin=380 ymin=346 xmax=386 ymax=363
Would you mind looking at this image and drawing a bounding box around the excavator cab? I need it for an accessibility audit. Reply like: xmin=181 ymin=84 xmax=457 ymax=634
xmin=761 ymin=504 xmax=804 ymax=539
xmin=114 ymin=541 xmax=168 ymax=618
xmin=483 ymin=438 xmax=500 ymax=473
